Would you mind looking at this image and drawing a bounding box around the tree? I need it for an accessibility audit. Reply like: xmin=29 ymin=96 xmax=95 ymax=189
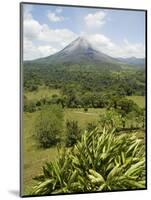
xmin=81 ymin=92 xmax=93 ymax=107
xmin=126 ymin=108 xmax=145 ymax=129
xmin=35 ymin=105 xmax=64 ymax=148
xmin=65 ymin=120 xmax=81 ymax=147
xmin=99 ymin=109 xmax=122 ymax=130
xmin=24 ymin=99 xmax=37 ymax=113
xmin=116 ymin=98 xmax=137 ymax=116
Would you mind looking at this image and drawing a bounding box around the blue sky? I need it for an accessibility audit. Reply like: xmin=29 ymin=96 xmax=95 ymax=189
xmin=23 ymin=3 xmax=145 ymax=60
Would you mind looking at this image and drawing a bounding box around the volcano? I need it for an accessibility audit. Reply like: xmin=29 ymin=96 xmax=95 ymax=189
xmin=31 ymin=37 xmax=119 ymax=66
xmin=25 ymin=37 xmax=145 ymax=70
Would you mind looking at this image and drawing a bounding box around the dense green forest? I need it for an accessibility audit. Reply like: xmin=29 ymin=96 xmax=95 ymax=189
xmin=24 ymin=63 xmax=145 ymax=112
xmin=24 ymin=63 xmax=145 ymax=94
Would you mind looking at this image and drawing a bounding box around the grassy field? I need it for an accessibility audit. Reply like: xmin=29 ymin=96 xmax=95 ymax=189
xmin=127 ymin=96 xmax=145 ymax=108
xmin=25 ymin=86 xmax=60 ymax=101
xmin=23 ymin=88 xmax=145 ymax=195
xmin=64 ymin=108 xmax=105 ymax=128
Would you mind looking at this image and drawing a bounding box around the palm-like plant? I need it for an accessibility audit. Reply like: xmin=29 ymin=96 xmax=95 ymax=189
xmin=32 ymin=128 xmax=145 ymax=195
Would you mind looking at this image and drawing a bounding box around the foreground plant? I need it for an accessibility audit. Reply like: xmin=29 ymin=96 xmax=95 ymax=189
xmin=32 ymin=128 xmax=146 ymax=195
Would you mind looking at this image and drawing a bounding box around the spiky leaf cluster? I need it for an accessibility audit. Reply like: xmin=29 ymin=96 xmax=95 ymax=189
xmin=32 ymin=128 xmax=145 ymax=195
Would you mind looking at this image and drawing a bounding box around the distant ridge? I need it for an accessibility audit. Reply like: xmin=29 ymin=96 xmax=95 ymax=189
xmin=117 ymin=57 xmax=145 ymax=67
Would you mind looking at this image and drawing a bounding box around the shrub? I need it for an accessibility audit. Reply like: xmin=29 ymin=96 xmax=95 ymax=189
xmin=116 ymin=98 xmax=139 ymax=116
xmin=32 ymin=85 xmax=38 ymax=91
xmin=126 ymin=108 xmax=145 ymax=129
xmin=84 ymin=107 xmax=88 ymax=112
xmin=35 ymin=105 xmax=63 ymax=148
xmin=32 ymin=128 xmax=145 ymax=195
xmin=29 ymin=84 xmax=38 ymax=92
xmin=99 ymin=110 xmax=122 ymax=130
xmin=36 ymin=100 xmax=42 ymax=107
xmin=65 ymin=120 xmax=81 ymax=147
xmin=24 ymin=100 xmax=37 ymax=113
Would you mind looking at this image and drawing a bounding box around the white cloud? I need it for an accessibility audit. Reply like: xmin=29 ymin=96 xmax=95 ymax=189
xmin=83 ymin=11 xmax=144 ymax=58
xmin=87 ymin=34 xmax=114 ymax=49
xmin=47 ymin=11 xmax=64 ymax=22
xmin=119 ymin=39 xmax=145 ymax=58
xmin=84 ymin=11 xmax=106 ymax=29
xmin=23 ymin=9 xmax=77 ymax=60
xmin=85 ymin=34 xmax=145 ymax=58
xmin=24 ymin=16 xmax=42 ymax=40
xmin=24 ymin=38 xmax=57 ymax=60
xmin=24 ymin=15 xmax=76 ymax=44
xmin=37 ymin=45 xmax=57 ymax=58
xmin=38 ymin=24 xmax=77 ymax=45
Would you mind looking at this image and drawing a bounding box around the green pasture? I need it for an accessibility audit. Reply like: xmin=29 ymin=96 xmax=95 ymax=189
xmin=23 ymin=88 xmax=145 ymax=195
xmin=25 ymin=86 xmax=60 ymax=101
xmin=126 ymin=96 xmax=145 ymax=108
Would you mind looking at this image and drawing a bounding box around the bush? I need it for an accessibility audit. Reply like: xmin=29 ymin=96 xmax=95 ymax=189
xmin=100 ymin=98 xmax=145 ymax=130
xmin=126 ymin=108 xmax=145 ymax=129
xmin=116 ymin=98 xmax=139 ymax=116
xmin=32 ymin=128 xmax=145 ymax=195
xmin=84 ymin=107 xmax=88 ymax=112
xmin=99 ymin=110 xmax=122 ymax=130
xmin=65 ymin=120 xmax=81 ymax=147
xmin=24 ymin=100 xmax=37 ymax=112
xmin=24 ymin=82 xmax=38 ymax=92
xmin=35 ymin=105 xmax=64 ymax=148
xmin=29 ymin=84 xmax=38 ymax=92
xmin=36 ymin=100 xmax=42 ymax=107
